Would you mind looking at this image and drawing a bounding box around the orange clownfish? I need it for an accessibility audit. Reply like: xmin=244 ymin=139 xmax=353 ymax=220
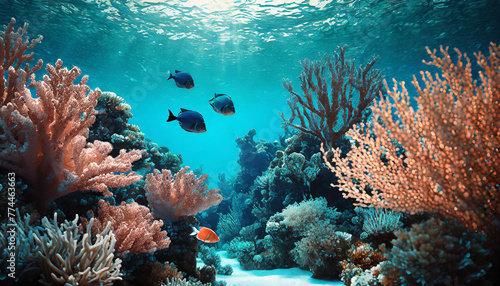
xmin=190 ymin=226 xmax=220 ymax=243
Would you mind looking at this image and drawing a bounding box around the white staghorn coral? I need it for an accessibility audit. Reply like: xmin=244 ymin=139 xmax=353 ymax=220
xmin=31 ymin=213 xmax=122 ymax=285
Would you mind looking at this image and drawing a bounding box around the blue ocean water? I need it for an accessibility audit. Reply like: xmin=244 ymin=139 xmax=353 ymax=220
xmin=2 ymin=0 xmax=498 ymax=181
xmin=1 ymin=1 xmax=500 ymax=285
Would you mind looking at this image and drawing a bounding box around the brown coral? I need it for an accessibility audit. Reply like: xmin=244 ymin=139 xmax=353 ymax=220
xmin=281 ymin=45 xmax=383 ymax=149
xmin=323 ymin=43 xmax=500 ymax=234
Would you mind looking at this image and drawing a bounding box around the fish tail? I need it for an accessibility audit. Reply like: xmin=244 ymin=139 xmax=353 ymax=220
xmin=190 ymin=227 xmax=198 ymax=236
xmin=168 ymin=73 xmax=174 ymax=80
xmin=167 ymin=110 xmax=177 ymax=122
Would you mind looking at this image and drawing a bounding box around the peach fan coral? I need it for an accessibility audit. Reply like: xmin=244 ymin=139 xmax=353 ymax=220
xmin=145 ymin=167 xmax=223 ymax=221
xmin=323 ymin=43 xmax=500 ymax=235
xmin=0 ymin=59 xmax=142 ymax=205
xmin=87 ymin=200 xmax=171 ymax=255
xmin=1 ymin=17 xmax=43 ymax=105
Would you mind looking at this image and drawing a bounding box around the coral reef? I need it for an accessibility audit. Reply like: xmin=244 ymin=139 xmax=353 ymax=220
xmin=88 ymin=91 xmax=183 ymax=175
xmin=128 ymin=260 xmax=184 ymax=285
xmin=198 ymin=245 xmax=233 ymax=275
xmin=145 ymin=167 xmax=223 ymax=221
xmin=162 ymin=277 xmax=212 ymax=286
xmin=216 ymin=209 xmax=241 ymax=244
xmin=225 ymin=197 xmax=345 ymax=272
xmin=323 ymin=43 xmax=500 ymax=235
xmin=86 ymin=200 xmax=171 ymax=255
xmin=155 ymin=216 xmax=199 ymax=278
xmin=281 ymin=197 xmax=341 ymax=234
xmin=234 ymin=129 xmax=281 ymax=194
xmin=355 ymin=207 xmax=403 ymax=245
xmin=257 ymin=152 xmax=324 ymax=216
xmin=148 ymin=142 xmax=183 ymax=173
xmin=292 ymin=227 xmax=353 ymax=279
xmin=0 ymin=18 xmax=222 ymax=286
xmin=340 ymin=243 xmax=386 ymax=285
xmin=281 ymin=45 xmax=383 ymax=150
xmin=0 ymin=208 xmax=41 ymax=282
xmin=379 ymin=217 xmax=491 ymax=285
xmin=358 ymin=208 xmax=402 ymax=236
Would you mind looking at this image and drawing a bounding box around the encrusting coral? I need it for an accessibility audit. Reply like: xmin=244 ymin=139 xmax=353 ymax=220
xmin=145 ymin=166 xmax=223 ymax=221
xmin=85 ymin=200 xmax=171 ymax=255
xmin=281 ymin=45 xmax=383 ymax=150
xmin=323 ymin=43 xmax=500 ymax=235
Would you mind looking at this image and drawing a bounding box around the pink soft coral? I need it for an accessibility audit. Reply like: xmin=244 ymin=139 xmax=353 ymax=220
xmin=1 ymin=17 xmax=43 ymax=105
xmin=145 ymin=167 xmax=223 ymax=221
xmin=88 ymin=200 xmax=171 ymax=255
xmin=0 ymin=59 xmax=141 ymax=204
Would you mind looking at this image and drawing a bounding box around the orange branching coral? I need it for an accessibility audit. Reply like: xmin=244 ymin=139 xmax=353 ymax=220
xmin=322 ymin=43 xmax=500 ymax=234
xmin=1 ymin=18 xmax=43 ymax=105
xmin=343 ymin=242 xmax=386 ymax=271
xmin=0 ymin=60 xmax=142 ymax=204
xmin=145 ymin=167 xmax=223 ymax=221
xmin=88 ymin=200 xmax=171 ymax=255
xmin=281 ymin=45 xmax=383 ymax=149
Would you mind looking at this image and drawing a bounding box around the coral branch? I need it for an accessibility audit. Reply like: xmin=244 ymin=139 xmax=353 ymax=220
xmin=322 ymin=43 xmax=500 ymax=234
xmin=1 ymin=18 xmax=43 ymax=105
xmin=145 ymin=167 xmax=223 ymax=221
xmin=88 ymin=200 xmax=171 ymax=255
xmin=281 ymin=45 xmax=383 ymax=149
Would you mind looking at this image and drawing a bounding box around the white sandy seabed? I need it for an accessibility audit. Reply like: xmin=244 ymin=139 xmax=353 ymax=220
xmin=209 ymin=251 xmax=344 ymax=286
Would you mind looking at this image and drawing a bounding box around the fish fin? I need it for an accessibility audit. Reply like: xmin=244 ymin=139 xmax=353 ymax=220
xmin=167 ymin=110 xmax=177 ymax=122
xmin=175 ymin=70 xmax=182 ymax=73
xmin=215 ymin=93 xmax=227 ymax=98
xmin=190 ymin=227 xmax=198 ymax=236
xmin=209 ymin=102 xmax=215 ymax=108
xmin=180 ymin=108 xmax=190 ymax=112
xmin=168 ymin=73 xmax=174 ymax=80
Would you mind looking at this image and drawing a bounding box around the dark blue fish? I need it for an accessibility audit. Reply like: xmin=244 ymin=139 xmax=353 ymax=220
xmin=168 ymin=70 xmax=194 ymax=89
xmin=209 ymin=93 xmax=235 ymax=116
xmin=167 ymin=108 xmax=206 ymax=133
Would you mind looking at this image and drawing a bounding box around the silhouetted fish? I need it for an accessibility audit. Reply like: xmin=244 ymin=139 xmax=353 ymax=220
xmin=168 ymin=70 xmax=194 ymax=89
xmin=167 ymin=108 xmax=206 ymax=133
xmin=209 ymin=93 xmax=235 ymax=116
